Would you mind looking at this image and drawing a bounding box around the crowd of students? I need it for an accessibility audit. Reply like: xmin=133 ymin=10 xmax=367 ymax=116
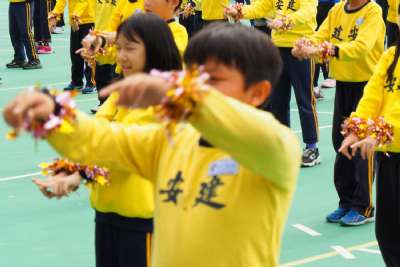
xmin=3 ymin=0 xmax=400 ymax=266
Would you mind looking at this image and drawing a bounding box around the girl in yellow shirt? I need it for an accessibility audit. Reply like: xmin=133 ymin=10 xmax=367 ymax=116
xmin=339 ymin=18 xmax=400 ymax=265
xmin=33 ymin=13 xmax=182 ymax=267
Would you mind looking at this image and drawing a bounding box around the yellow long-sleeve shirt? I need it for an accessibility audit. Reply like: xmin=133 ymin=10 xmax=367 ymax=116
xmin=9 ymin=0 xmax=27 ymax=3
xmin=88 ymin=92 xmax=155 ymax=218
xmin=202 ymin=0 xmax=229 ymax=20
xmin=387 ymin=0 xmax=398 ymax=23
xmin=243 ymin=0 xmax=317 ymax=47
xmin=351 ymin=47 xmax=400 ymax=152
xmin=94 ymin=0 xmax=119 ymax=31
xmin=52 ymin=0 xmax=95 ymax=24
xmin=48 ymin=89 xmax=301 ymax=267
xmin=106 ymin=0 xmax=144 ymax=32
xmin=309 ymin=1 xmax=385 ymax=82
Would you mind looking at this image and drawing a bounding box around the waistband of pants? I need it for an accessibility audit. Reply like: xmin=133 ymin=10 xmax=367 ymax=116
xmin=95 ymin=211 xmax=153 ymax=232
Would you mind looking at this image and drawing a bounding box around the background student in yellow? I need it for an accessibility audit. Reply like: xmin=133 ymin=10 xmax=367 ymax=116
xmin=292 ymin=0 xmax=385 ymax=226
xmin=7 ymin=0 xmax=41 ymax=69
xmin=91 ymin=0 xmax=119 ymax=109
xmin=179 ymin=0 xmax=203 ymax=37
xmin=201 ymin=0 xmax=229 ymax=25
xmin=50 ymin=0 xmax=96 ymax=93
xmin=225 ymin=0 xmax=321 ymax=168
xmin=387 ymin=0 xmax=399 ymax=46
xmin=4 ymin=23 xmax=301 ymax=267
xmin=33 ymin=14 xmax=182 ymax=267
xmin=339 ymin=44 xmax=400 ymax=267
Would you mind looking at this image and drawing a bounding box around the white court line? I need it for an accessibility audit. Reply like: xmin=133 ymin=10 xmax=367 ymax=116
xmin=0 ymin=97 xmax=98 ymax=112
xmin=357 ymin=248 xmax=381 ymax=254
xmin=0 ymin=82 xmax=67 ymax=92
xmin=331 ymin=246 xmax=356 ymax=259
xmin=292 ymin=224 xmax=321 ymax=236
xmin=290 ymin=108 xmax=333 ymax=115
xmin=0 ymin=172 xmax=41 ymax=182
xmin=294 ymin=125 xmax=331 ymax=134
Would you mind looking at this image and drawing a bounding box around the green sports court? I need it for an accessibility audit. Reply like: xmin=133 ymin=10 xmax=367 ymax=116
xmin=0 ymin=1 xmax=386 ymax=266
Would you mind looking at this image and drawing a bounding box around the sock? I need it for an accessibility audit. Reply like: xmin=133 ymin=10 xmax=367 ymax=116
xmin=306 ymin=143 xmax=317 ymax=149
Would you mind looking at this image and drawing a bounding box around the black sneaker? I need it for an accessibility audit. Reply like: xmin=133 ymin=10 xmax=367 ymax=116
xmin=301 ymin=148 xmax=321 ymax=167
xmin=22 ymin=60 xmax=42 ymax=70
xmin=6 ymin=60 xmax=25 ymax=69
xmin=64 ymin=83 xmax=83 ymax=91
xmin=90 ymin=105 xmax=99 ymax=114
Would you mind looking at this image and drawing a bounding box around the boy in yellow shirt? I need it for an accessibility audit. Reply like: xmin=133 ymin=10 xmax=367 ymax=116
xmin=50 ymin=0 xmax=96 ymax=93
xmin=292 ymin=0 xmax=385 ymax=225
xmin=225 ymin=0 xmax=320 ymax=168
xmin=4 ymin=23 xmax=301 ymax=267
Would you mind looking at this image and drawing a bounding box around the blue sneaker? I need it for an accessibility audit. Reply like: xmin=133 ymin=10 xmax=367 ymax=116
xmin=64 ymin=83 xmax=83 ymax=91
xmin=340 ymin=210 xmax=375 ymax=226
xmin=326 ymin=208 xmax=349 ymax=223
xmin=82 ymin=85 xmax=96 ymax=94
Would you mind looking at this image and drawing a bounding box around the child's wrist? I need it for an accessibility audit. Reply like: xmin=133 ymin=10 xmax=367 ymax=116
xmin=150 ymin=68 xmax=210 ymax=139
xmin=40 ymin=159 xmax=110 ymax=186
xmin=341 ymin=116 xmax=394 ymax=147
xmin=7 ymin=87 xmax=78 ymax=140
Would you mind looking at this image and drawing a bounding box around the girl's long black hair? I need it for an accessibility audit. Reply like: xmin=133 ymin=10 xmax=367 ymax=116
xmin=116 ymin=13 xmax=182 ymax=72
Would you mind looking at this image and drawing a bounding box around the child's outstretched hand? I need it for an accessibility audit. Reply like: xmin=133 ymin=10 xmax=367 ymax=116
xmin=350 ymin=136 xmax=378 ymax=160
xmin=338 ymin=133 xmax=360 ymax=160
xmin=3 ymin=90 xmax=55 ymax=130
xmin=224 ymin=6 xmax=239 ymax=20
xmin=100 ymin=74 xmax=170 ymax=108
xmin=32 ymin=172 xmax=82 ymax=199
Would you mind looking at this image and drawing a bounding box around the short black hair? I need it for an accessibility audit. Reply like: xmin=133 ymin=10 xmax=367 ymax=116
xmin=117 ymin=13 xmax=182 ymax=72
xmin=184 ymin=23 xmax=282 ymax=89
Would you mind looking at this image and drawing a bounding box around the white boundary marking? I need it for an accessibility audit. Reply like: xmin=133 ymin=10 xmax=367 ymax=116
xmin=331 ymin=246 xmax=356 ymax=259
xmin=0 ymin=172 xmax=41 ymax=182
xmin=292 ymin=224 xmax=321 ymax=236
xmin=357 ymin=248 xmax=381 ymax=254
xmin=0 ymin=82 xmax=67 ymax=92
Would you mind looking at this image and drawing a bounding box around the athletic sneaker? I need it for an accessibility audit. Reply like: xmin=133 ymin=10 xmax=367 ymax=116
xmin=313 ymin=86 xmax=324 ymax=101
xmin=22 ymin=60 xmax=42 ymax=70
xmin=52 ymin=27 xmax=64 ymax=34
xmin=90 ymin=105 xmax=99 ymax=114
xmin=301 ymin=148 xmax=321 ymax=167
xmin=326 ymin=208 xmax=349 ymax=223
xmin=340 ymin=210 xmax=375 ymax=226
xmin=6 ymin=60 xmax=25 ymax=69
xmin=82 ymin=85 xmax=96 ymax=94
xmin=321 ymin=78 xmax=336 ymax=88
xmin=64 ymin=83 xmax=83 ymax=91
xmin=37 ymin=45 xmax=53 ymax=54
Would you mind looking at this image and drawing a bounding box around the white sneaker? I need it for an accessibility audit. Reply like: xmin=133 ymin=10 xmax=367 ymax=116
xmin=52 ymin=27 xmax=64 ymax=34
xmin=321 ymin=78 xmax=336 ymax=88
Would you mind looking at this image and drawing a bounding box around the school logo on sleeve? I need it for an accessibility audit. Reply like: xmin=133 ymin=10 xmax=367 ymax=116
xmin=208 ymin=159 xmax=239 ymax=176
xmin=356 ymin=18 xmax=364 ymax=26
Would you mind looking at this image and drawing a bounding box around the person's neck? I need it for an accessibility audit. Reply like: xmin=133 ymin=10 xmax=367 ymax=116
xmin=165 ymin=16 xmax=175 ymax=23
xmin=347 ymin=0 xmax=368 ymax=10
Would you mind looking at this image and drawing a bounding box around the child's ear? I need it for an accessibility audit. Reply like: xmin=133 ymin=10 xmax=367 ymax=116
xmin=169 ymin=0 xmax=181 ymax=10
xmin=247 ymin=81 xmax=271 ymax=107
